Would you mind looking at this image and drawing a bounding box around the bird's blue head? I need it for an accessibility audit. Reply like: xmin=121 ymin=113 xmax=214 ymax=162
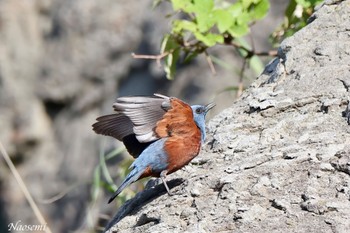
xmin=191 ymin=103 xmax=215 ymax=143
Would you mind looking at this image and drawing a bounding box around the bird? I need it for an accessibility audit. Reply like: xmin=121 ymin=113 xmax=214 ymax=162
xmin=92 ymin=93 xmax=214 ymax=203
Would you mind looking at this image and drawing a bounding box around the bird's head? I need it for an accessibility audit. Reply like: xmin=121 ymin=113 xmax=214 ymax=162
xmin=191 ymin=102 xmax=215 ymax=143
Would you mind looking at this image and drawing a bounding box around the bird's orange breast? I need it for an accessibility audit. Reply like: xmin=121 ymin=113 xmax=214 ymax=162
xmin=164 ymin=133 xmax=201 ymax=174
xmin=155 ymin=97 xmax=202 ymax=175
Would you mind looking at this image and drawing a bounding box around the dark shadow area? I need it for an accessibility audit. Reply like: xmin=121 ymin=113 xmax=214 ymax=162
xmin=50 ymin=185 xmax=90 ymax=232
xmin=0 ymin=183 xmax=9 ymax=233
xmin=342 ymin=101 xmax=350 ymax=125
xmin=104 ymin=178 xmax=184 ymax=232
xmin=117 ymin=20 xmax=200 ymax=98
xmin=118 ymin=21 xmax=169 ymax=97
xmin=44 ymin=16 xmax=64 ymax=40
xmin=43 ymin=100 xmax=66 ymax=120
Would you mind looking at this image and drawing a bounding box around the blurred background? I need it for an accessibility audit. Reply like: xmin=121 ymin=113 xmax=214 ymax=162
xmin=0 ymin=0 xmax=293 ymax=232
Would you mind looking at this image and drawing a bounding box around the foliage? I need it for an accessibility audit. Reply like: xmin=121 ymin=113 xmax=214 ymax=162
xmin=160 ymin=0 xmax=270 ymax=79
xmin=153 ymin=0 xmax=323 ymax=82
xmin=271 ymin=0 xmax=323 ymax=45
xmin=91 ymin=144 xmax=149 ymax=208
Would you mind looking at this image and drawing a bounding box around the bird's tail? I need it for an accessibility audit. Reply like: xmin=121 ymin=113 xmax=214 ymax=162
xmin=108 ymin=165 xmax=145 ymax=204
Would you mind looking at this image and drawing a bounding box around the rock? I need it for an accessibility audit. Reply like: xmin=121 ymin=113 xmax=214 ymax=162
xmin=330 ymin=148 xmax=350 ymax=175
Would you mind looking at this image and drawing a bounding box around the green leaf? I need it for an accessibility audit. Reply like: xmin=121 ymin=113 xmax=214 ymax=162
xmin=295 ymin=0 xmax=311 ymax=8
xmin=210 ymin=55 xmax=234 ymax=71
xmin=284 ymin=0 xmax=297 ymax=26
xmin=100 ymin=149 xmax=118 ymax=190
xmin=213 ymin=9 xmax=234 ymax=33
xmin=194 ymin=32 xmax=223 ymax=47
xmin=152 ymin=0 xmax=163 ymax=9
xmin=104 ymin=147 xmax=125 ymax=161
xmin=249 ymin=55 xmax=264 ymax=75
xmin=236 ymin=11 xmax=251 ymax=25
xmin=184 ymin=51 xmax=199 ymax=63
xmin=193 ymin=0 xmax=213 ymax=14
xmin=192 ymin=0 xmax=215 ymax=33
xmin=252 ymin=0 xmax=270 ymax=19
xmin=228 ymin=23 xmax=249 ymax=37
xmin=172 ymin=20 xmax=197 ymax=34
xmin=196 ymin=12 xmax=216 ymax=33
xmin=295 ymin=0 xmax=323 ymax=10
xmin=228 ymin=2 xmax=243 ymax=18
xmin=172 ymin=0 xmax=194 ymax=13
xmin=161 ymin=34 xmax=180 ymax=79
xmin=160 ymin=34 xmax=170 ymax=54
xmin=241 ymin=0 xmax=254 ymax=9
xmin=161 ymin=34 xmax=178 ymax=54
xmin=164 ymin=48 xmax=180 ymax=80
xmin=218 ymin=86 xmax=240 ymax=93
xmin=235 ymin=37 xmax=252 ymax=56
xmin=207 ymin=33 xmax=224 ymax=44
xmin=99 ymin=181 xmax=116 ymax=193
xmin=92 ymin=167 xmax=101 ymax=201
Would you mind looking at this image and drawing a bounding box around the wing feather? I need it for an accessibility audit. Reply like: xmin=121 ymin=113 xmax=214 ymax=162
xmin=92 ymin=114 xmax=133 ymax=140
xmin=113 ymin=94 xmax=170 ymax=142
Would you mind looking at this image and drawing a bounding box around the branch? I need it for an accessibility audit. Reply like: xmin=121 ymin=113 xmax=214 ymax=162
xmin=0 ymin=141 xmax=52 ymax=233
xmin=131 ymin=52 xmax=171 ymax=67
xmin=204 ymin=50 xmax=216 ymax=75
xmin=255 ymin=50 xmax=278 ymax=56
xmin=237 ymin=57 xmax=247 ymax=98
xmin=228 ymin=41 xmax=277 ymax=58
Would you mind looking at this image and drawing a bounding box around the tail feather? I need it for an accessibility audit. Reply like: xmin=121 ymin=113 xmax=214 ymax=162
xmin=108 ymin=166 xmax=145 ymax=204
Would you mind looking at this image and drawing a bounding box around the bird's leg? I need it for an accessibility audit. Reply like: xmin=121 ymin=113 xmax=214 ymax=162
xmin=160 ymin=170 xmax=173 ymax=195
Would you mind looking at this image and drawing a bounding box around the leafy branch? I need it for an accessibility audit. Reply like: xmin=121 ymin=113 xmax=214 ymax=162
xmin=133 ymin=0 xmax=323 ymax=96
xmin=136 ymin=0 xmax=272 ymax=81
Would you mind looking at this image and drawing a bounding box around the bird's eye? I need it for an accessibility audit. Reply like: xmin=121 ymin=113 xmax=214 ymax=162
xmin=195 ymin=108 xmax=202 ymax=114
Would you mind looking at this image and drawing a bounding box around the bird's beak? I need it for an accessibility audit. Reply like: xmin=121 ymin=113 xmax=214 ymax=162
xmin=205 ymin=102 xmax=216 ymax=113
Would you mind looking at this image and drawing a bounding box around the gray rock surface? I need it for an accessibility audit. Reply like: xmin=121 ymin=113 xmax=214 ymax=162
xmin=106 ymin=1 xmax=350 ymax=232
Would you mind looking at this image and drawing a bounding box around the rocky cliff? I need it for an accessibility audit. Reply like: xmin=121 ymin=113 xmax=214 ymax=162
xmin=105 ymin=1 xmax=350 ymax=232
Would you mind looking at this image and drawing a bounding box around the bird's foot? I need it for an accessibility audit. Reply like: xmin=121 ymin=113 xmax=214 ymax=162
xmin=160 ymin=170 xmax=173 ymax=195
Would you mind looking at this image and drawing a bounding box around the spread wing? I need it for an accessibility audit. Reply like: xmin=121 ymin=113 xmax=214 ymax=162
xmin=112 ymin=94 xmax=171 ymax=142
xmin=93 ymin=114 xmax=133 ymax=140
xmin=92 ymin=94 xmax=171 ymax=157
xmin=92 ymin=94 xmax=200 ymax=159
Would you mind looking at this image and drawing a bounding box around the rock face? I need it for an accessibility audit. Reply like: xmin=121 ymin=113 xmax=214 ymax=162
xmin=106 ymin=1 xmax=350 ymax=232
